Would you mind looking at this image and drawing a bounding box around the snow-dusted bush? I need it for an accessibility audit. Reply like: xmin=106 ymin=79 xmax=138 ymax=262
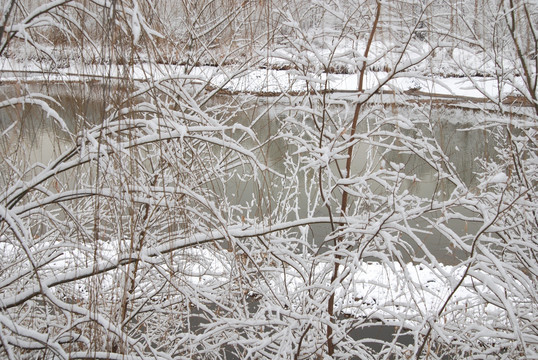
xmin=0 ymin=1 xmax=536 ymax=359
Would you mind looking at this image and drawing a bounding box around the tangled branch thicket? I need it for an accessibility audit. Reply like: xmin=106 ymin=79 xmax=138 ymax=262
xmin=0 ymin=1 xmax=536 ymax=359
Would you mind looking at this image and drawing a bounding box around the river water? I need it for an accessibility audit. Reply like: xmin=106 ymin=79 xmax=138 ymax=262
xmin=0 ymin=84 xmax=496 ymax=265
xmin=225 ymin=101 xmax=496 ymax=265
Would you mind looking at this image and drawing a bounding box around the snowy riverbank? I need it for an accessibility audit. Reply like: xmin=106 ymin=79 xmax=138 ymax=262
xmin=0 ymin=58 xmax=528 ymax=108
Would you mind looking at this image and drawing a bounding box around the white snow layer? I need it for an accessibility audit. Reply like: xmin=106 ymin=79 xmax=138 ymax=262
xmin=0 ymin=58 xmax=522 ymax=103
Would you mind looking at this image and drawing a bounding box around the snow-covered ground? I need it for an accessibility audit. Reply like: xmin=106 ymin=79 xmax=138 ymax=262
xmin=0 ymin=58 xmax=523 ymax=104
xmin=0 ymin=236 xmax=509 ymax=335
